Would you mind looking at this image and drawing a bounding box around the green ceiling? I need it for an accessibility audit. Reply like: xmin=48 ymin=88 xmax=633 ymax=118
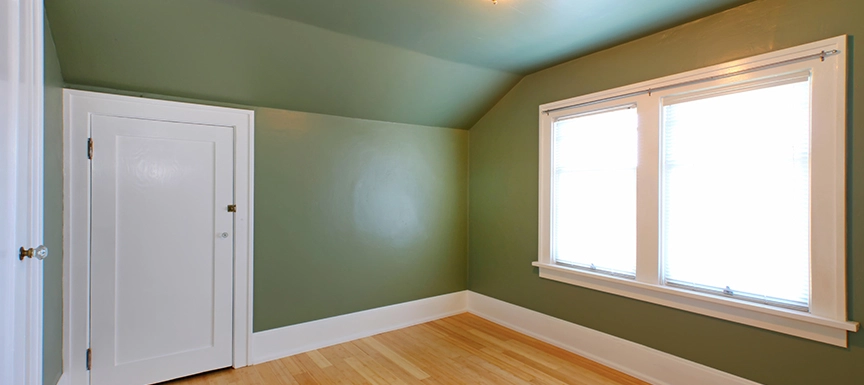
xmin=215 ymin=0 xmax=750 ymax=74
xmin=45 ymin=0 xmax=749 ymax=128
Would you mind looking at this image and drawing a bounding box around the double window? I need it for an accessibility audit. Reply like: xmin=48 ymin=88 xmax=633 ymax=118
xmin=536 ymin=36 xmax=857 ymax=346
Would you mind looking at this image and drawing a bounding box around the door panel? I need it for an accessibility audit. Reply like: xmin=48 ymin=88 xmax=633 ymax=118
xmin=1 ymin=1 xmax=44 ymax=384
xmin=90 ymin=115 xmax=234 ymax=385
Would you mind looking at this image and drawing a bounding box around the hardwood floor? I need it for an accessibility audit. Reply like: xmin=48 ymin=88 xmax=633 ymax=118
xmin=164 ymin=313 xmax=648 ymax=385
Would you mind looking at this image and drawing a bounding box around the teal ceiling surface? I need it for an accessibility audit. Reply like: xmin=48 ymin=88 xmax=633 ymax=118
xmin=45 ymin=0 xmax=748 ymax=128
xmin=215 ymin=0 xmax=750 ymax=74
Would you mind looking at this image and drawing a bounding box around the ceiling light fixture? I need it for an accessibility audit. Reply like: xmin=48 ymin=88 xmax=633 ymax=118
xmin=492 ymin=0 xmax=497 ymax=4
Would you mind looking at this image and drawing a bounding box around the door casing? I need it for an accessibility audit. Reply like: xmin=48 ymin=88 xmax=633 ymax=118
xmin=62 ymin=89 xmax=255 ymax=385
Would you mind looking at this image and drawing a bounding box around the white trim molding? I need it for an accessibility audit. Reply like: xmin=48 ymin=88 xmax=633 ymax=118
xmin=536 ymin=35 xmax=856 ymax=346
xmin=25 ymin=0 xmax=45 ymax=381
xmin=467 ymin=292 xmax=761 ymax=385
xmin=251 ymin=291 xmax=468 ymax=364
xmin=533 ymin=262 xmax=857 ymax=346
xmin=249 ymin=290 xmax=761 ymax=384
xmin=62 ymin=90 xmax=255 ymax=384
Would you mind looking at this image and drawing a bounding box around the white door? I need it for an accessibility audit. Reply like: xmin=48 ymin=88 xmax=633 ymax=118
xmin=0 ymin=97 xmax=44 ymax=385
xmin=89 ymin=115 xmax=235 ymax=385
xmin=1 ymin=0 xmax=44 ymax=384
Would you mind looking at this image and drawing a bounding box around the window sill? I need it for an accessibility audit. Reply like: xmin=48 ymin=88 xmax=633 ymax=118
xmin=532 ymin=262 xmax=858 ymax=347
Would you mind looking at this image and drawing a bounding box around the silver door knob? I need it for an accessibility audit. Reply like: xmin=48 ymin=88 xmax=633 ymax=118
xmin=19 ymin=245 xmax=48 ymax=261
xmin=219 ymin=232 xmax=229 ymax=239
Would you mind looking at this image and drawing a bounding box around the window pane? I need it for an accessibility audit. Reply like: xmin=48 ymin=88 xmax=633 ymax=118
xmin=553 ymin=107 xmax=637 ymax=276
xmin=661 ymin=80 xmax=811 ymax=309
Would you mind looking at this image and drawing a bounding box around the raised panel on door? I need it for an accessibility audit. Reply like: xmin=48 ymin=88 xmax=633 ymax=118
xmin=89 ymin=115 xmax=234 ymax=385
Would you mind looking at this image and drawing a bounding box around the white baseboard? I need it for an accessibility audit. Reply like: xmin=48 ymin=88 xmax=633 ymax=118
xmin=250 ymin=291 xmax=468 ymax=364
xmin=467 ymin=292 xmax=760 ymax=385
xmin=249 ymin=290 xmax=757 ymax=384
xmin=54 ymin=373 xmax=69 ymax=385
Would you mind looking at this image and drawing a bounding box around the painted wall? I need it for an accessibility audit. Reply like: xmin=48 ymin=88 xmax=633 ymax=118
xmin=252 ymin=109 xmax=468 ymax=331
xmin=43 ymin=18 xmax=64 ymax=385
xmin=467 ymin=0 xmax=863 ymax=383
xmin=63 ymin=84 xmax=469 ymax=334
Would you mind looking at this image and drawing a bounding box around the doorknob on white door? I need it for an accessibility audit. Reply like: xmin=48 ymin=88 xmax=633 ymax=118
xmin=19 ymin=245 xmax=48 ymax=261
xmin=219 ymin=232 xmax=229 ymax=239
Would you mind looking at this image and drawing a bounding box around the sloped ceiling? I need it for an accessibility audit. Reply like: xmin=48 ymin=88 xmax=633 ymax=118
xmin=45 ymin=0 xmax=748 ymax=129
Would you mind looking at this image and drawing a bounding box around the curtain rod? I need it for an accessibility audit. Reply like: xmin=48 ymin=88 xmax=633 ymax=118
xmin=543 ymin=49 xmax=841 ymax=115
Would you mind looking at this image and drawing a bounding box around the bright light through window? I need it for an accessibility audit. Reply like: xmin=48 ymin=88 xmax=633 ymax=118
xmin=537 ymin=37 xmax=853 ymax=345
xmin=661 ymin=79 xmax=812 ymax=309
xmin=552 ymin=107 xmax=638 ymax=277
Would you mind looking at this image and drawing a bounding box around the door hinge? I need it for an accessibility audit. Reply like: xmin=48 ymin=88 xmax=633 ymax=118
xmin=87 ymin=138 xmax=93 ymax=160
xmin=227 ymin=204 xmax=237 ymax=213
xmin=86 ymin=348 xmax=91 ymax=370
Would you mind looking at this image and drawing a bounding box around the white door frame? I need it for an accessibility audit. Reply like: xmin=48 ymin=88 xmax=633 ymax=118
xmin=63 ymin=90 xmax=255 ymax=385
xmin=1 ymin=0 xmax=44 ymax=384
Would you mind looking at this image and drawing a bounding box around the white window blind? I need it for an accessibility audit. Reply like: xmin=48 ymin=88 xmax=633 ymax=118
xmin=660 ymin=77 xmax=812 ymax=309
xmin=552 ymin=107 xmax=638 ymax=277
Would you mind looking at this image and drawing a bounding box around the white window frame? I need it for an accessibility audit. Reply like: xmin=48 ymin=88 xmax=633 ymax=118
xmin=535 ymin=35 xmax=858 ymax=347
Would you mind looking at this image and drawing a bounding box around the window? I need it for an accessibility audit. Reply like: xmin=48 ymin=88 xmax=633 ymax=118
xmin=553 ymin=107 xmax=638 ymax=278
xmin=661 ymin=76 xmax=812 ymax=311
xmin=536 ymin=36 xmax=858 ymax=346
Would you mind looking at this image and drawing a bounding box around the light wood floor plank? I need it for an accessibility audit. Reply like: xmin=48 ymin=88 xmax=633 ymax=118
xmin=307 ymin=350 xmax=334 ymax=369
xmin=375 ymin=331 xmax=463 ymax=385
xmin=360 ymin=337 xmax=431 ymax=380
xmin=350 ymin=340 xmax=427 ymax=385
xmin=164 ymin=313 xmax=648 ymax=385
xmin=341 ymin=341 xmax=411 ymax=385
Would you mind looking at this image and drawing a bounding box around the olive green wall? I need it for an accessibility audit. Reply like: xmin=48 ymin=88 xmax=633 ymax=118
xmin=43 ymin=18 xmax=64 ymax=385
xmin=467 ymin=0 xmax=863 ymax=384
xmin=63 ymin=84 xmax=469 ymax=333
xmin=252 ymin=108 xmax=468 ymax=331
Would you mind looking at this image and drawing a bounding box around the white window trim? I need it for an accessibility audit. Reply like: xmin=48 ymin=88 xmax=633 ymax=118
xmin=536 ymin=35 xmax=858 ymax=347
